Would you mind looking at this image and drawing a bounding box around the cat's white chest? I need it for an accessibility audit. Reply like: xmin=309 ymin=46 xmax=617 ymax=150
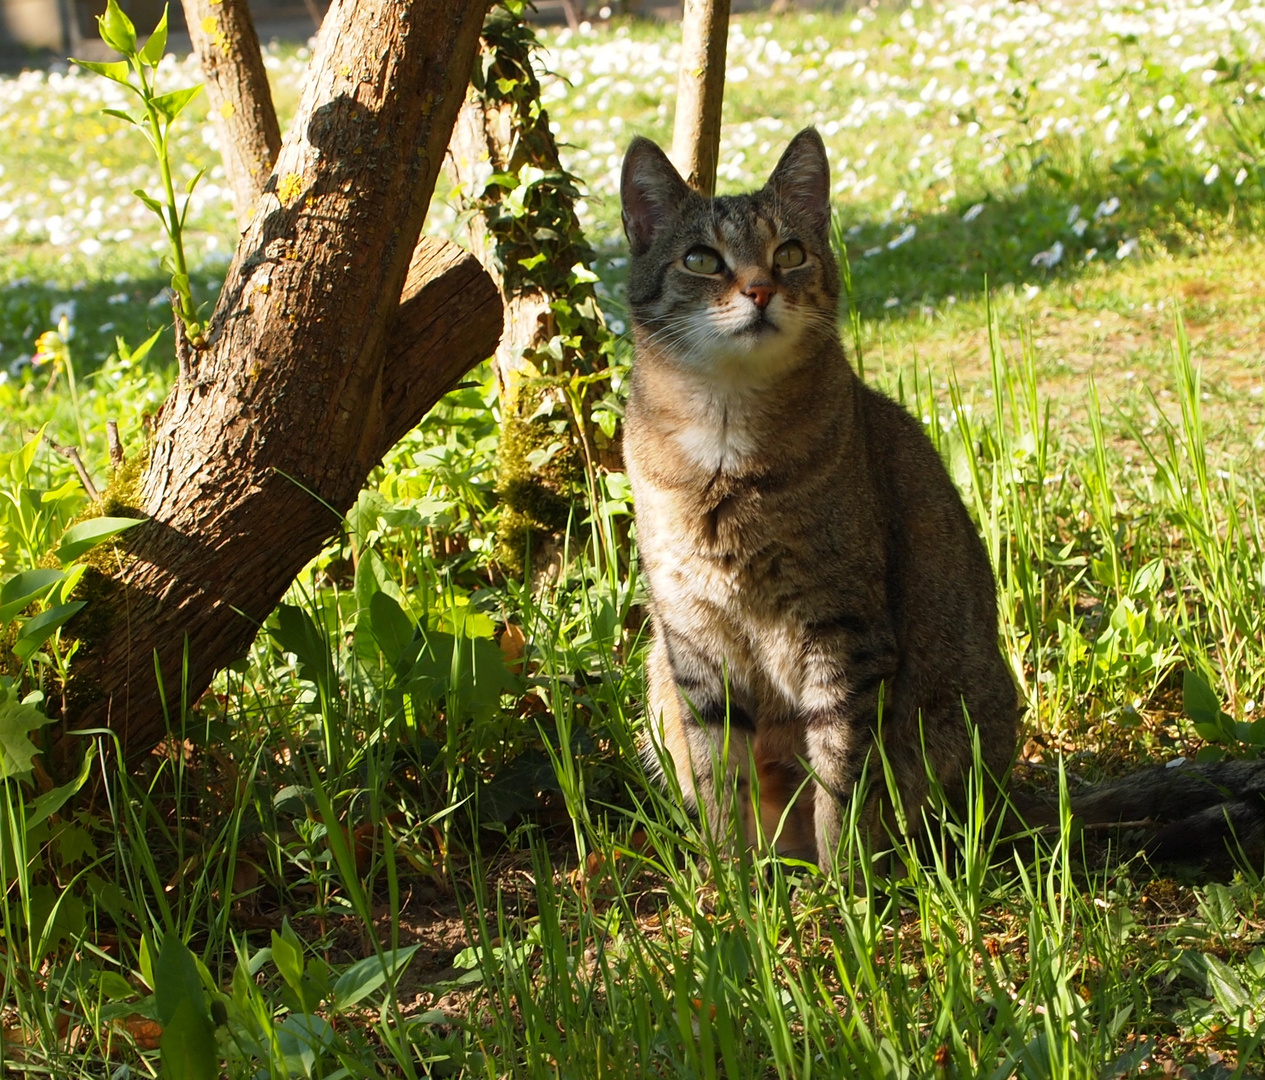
xmin=673 ymin=391 xmax=758 ymax=474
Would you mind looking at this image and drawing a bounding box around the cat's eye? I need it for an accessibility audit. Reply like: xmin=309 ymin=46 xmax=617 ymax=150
xmin=683 ymin=247 xmax=723 ymax=275
xmin=774 ymin=241 xmax=806 ymax=269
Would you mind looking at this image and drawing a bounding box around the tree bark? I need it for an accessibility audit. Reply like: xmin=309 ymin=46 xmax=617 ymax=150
xmin=62 ymin=0 xmax=499 ymax=759
xmin=670 ymin=0 xmax=731 ymax=196
xmin=179 ymin=0 xmax=282 ymax=229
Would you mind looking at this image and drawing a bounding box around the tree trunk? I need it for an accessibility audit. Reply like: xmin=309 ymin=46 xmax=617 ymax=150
xmin=61 ymin=0 xmax=499 ymax=759
xmin=670 ymin=0 xmax=731 ymax=196
xmin=445 ymin=7 xmax=615 ymax=576
xmin=180 ymin=0 xmax=282 ymax=229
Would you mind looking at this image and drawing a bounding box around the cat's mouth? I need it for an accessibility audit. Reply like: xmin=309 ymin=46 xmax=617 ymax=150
xmin=736 ymin=311 xmax=778 ymax=337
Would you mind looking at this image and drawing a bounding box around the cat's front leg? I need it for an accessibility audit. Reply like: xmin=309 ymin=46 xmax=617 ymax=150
xmin=644 ymin=628 xmax=756 ymax=850
xmin=799 ymin=616 xmax=899 ymax=873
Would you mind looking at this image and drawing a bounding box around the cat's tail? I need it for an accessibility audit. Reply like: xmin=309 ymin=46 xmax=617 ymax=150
xmin=1010 ymin=758 xmax=1265 ymax=869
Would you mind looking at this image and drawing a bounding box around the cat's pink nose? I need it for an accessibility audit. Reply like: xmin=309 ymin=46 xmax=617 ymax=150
xmin=744 ymin=283 xmax=774 ymax=309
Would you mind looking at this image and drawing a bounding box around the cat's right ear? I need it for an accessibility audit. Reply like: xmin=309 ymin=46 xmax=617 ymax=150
xmin=621 ymin=138 xmax=691 ymax=256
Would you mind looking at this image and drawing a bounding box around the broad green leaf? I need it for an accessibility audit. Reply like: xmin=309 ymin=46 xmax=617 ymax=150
xmin=270 ymin=925 xmax=305 ymax=994
xmin=1200 ymin=952 xmax=1253 ymax=1014
xmin=137 ymin=5 xmax=169 ymax=65
xmin=57 ymin=516 xmax=145 ymax=563
xmin=26 ymin=742 xmax=95 ymax=831
xmin=159 ymin=996 xmax=217 ymax=1080
xmin=155 ymin=934 xmax=209 ymax=1026
xmin=73 ymin=59 xmax=131 ymax=82
xmin=0 ymin=568 xmax=65 ymax=622
xmin=96 ymin=970 xmax=139 ymax=1001
xmin=12 ymin=602 xmax=86 ymax=661
xmin=1183 ymin=669 xmax=1234 ymax=742
xmin=271 ymin=605 xmax=334 ymax=701
xmin=332 ymin=945 xmax=420 ymax=1011
xmin=151 ymin=84 xmax=203 ymax=123
xmin=0 ymin=687 xmax=48 ymax=780
xmin=98 ymin=0 xmax=137 ymax=55
xmin=369 ymin=591 xmax=414 ymax=667
xmin=275 ymin=1014 xmax=334 ymax=1074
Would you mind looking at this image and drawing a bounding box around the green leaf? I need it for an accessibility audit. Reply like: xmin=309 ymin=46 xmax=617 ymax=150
xmin=96 ymin=970 xmax=139 ymax=1001
xmin=137 ymin=4 xmax=169 ymax=65
xmin=133 ymin=188 xmax=164 ymax=214
xmin=0 ymin=687 xmax=49 ymax=780
xmin=0 ymin=568 xmax=65 ymax=623
xmin=369 ymin=592 xmax=414 ymax=667
xmin=271 ymin=605 xmax=334 ymax=702
xmin=151 ymin=84 xmax=203 ymax=123
xmin=98 ymin=0 xmax=138 ymax=55
xmin=155 ymin=934 xmax=209 ymax=1025
xmin=56 ymin=516 xmax=145 ymax=563
xmin=8 ymin=424 xmax=45 ymax=484
xmin=331 ymin=945 xmax=419 ymax=1012
xmin=159 ymin=996 xmax=217 ymax=1080
xmin=271 ymin=924 xmax=305 ymax=994
xmin=73 ymin=59 xmax=131 ymax=82
xmin=1183 ymin=669 xmax=1234 ymax=742
xmin=13 ymin=602 xmax=86 ymax=661
xmin=185 ymin=166 xmax=207 ymax=195
xmin=26 ymin=743 xmax=95 ymax=831
xmin=122 ymin=327 xmax=164 ymax=364
xmin=100 ymin=107 xmax=140 ymax=125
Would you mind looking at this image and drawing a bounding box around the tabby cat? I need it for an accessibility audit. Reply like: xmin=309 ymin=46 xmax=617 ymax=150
xmin=620 ymin=128 xmax=1019 ymax=870
xmin=620 ymin=128 xmax=1265 ymax=873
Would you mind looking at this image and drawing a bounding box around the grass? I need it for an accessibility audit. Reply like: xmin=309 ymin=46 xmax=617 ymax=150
xmin=2 ymin=0 xmax=1265 ymax=1076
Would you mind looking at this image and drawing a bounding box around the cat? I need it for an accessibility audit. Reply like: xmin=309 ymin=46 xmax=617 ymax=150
xmin=619 ymin=127 xmax=1265 ymax=874
xmin=619 ymin=128 xmax=1020 ymax=870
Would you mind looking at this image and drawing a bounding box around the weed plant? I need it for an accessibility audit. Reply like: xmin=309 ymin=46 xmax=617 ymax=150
xmin=1 ymin=1 xmax=1265 ymax=1077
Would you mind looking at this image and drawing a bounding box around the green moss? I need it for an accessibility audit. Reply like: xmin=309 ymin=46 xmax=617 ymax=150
xmin=496 ymin=386 xmax=584 ymax=575
xmin=57 ymin=449 xmax=149 ymax=712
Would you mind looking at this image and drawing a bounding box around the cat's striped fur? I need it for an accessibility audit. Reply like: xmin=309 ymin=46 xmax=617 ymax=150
xmin=620 ymin=129 xmax=1019 ymax=869
xmin=620 ymin=128 xmax=1265 ymax=874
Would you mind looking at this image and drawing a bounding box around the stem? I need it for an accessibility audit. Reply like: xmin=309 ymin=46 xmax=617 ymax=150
xmin=138 ymin=59 xmax=197 ymax=331
xmin=63 ymin=343 xmax=87 ymax=452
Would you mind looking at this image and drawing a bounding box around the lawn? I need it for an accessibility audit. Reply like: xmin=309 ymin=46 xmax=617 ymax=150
xmin=2 ymin=0 xmax=1265 ymax=1076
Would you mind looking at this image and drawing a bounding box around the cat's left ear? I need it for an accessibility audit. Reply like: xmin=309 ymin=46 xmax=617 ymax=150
xmin=622 ymin=137 xmax=691 ymax=256
xmin=766 ymin=128 xmax=831 ymax=235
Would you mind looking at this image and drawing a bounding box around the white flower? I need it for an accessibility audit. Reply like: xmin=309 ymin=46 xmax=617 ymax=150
xmin=1235 ymin=168 xmax=1248 ymax=186
xmin=887 ymin=224 xmax=917 ymax=249
xmin=883 ymin=296 xmax=900 ymax=308
xmin=962 ymin=202 xmax=985 ymax=222
xmin=1094 ymin=197 xmax=1120 ymax=219
xmin=1116 ymin=237 xmax=1139 ymax=260
xmin=49 ymin=300 xmax=76 ymax=330
xmin=1030 ymin=241 xmax=1064 ymax=269
xmin=1072 ymin=219 xmax=1088 ymax=237
xmin=1066 ymin=205 xmax=1081 ymax=226
xmin=1203 ymin=163 xmax=1220 ymax=185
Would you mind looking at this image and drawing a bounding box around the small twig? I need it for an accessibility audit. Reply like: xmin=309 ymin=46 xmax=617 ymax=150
xmin=172 ymin=292 xmax=194 ymax=389
xmin=107 ymin=420 xmax=124 ymax=470
xmin=44 ymin=434 xmax=100 ymax=501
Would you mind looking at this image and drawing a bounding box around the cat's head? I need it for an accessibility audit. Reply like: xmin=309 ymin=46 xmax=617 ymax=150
xmin=620 ymin=127 xmax=839 ymax=385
